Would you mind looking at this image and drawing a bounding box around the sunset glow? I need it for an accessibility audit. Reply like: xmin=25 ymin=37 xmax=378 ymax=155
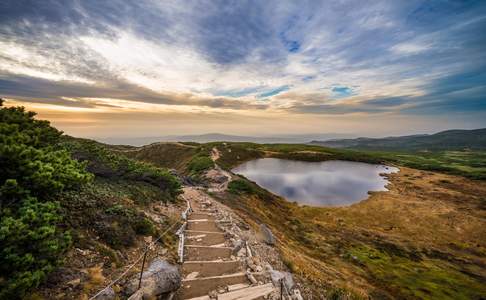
xmin=1 ymin=1 xmax=485 ymax=143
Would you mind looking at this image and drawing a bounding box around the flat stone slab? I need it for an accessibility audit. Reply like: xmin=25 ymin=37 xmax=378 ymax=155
xmin=184 ymin=246 xmax=233 ymax=261
xmin=186 ymin=232 xmax=227 ymax=246
xmin=189 ymin=213 xmax=215 ymax=220
xmin=218 ymin=283 xmax=275 ymax=300
xmin=183 ymin=261 xmax=243 ymax=278
xmin=187 ymin=220 xmax=222 ymax=233
xmin=178 ymin=273 xmax=249 ymax=299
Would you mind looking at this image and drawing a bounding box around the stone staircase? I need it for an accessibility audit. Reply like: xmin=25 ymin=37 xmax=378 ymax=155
xmin=176 ymin=189 xmax=276 ymax=300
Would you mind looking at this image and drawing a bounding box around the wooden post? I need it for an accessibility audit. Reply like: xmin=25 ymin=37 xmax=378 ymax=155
xmin=138 ymin=250 xmax=148 ymax=290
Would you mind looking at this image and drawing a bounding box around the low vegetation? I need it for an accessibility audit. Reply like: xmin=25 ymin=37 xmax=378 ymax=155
xmin=3 ymin=100 xmax=484 ymax=299
xmin=187 ymin=155 xmax=214 ymax=174
xmin=0 ymin=100 xmax=182 ymax=299
xmin=207 ymin=142 xmax=486 ymax=298
xmin=60 ymin=137 xmax=182 ymax=198
xmin=206 ymin=142 xmax=486 ymax=179
xmin=118 ymin=142 xmax=199 ymax=172
xmin=0 ymin=100 xmax=92 ymax=298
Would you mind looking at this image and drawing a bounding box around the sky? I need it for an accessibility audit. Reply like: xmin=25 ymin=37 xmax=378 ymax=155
xmin=1 ymin=0 xmax=486 ymax=142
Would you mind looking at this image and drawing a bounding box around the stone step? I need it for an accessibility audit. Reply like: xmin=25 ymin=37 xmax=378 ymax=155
xmin=186 ymin=231 xmax=227 ymax=246
xmin=183 ymin=261 xmax=243 ymax=279
xmin=218 ymin=283 xmax=275 ymax=300
xmin=192 ymin=209 xmax=218 ymax=214
xmin=183 ymin=283 xmax=251 ymax=300
xmin=178 ymin=273 xmax=249 ymax=299
xmin=184 ymin=245 xmax=233 ymax=261
xmin=189 ymin=213 xmax=215 ymax=220
xmin=187 ymin=220 xmax=223 ymax=233
xmin=185 ymin=230 xmax=225 ymax=235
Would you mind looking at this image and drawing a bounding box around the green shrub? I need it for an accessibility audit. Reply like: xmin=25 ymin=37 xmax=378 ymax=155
xmin=0 ymin=99 xmax=91 ymax=298
xmin=228 ymin=179 xmax=256 ymax=194
xmin=61 ymin=137 xmax=182 ymax=199
xmin=96 ymin=221 xmax=136 ymax=249
xmin=105 ymin=204 xmax=155 ymax=237
xmin=132 ymin=217 xmax=155 ymax=236
xmin=187 ymin=155 xmax=214 ymax=174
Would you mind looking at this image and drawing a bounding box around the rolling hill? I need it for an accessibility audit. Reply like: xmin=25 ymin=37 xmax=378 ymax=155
xmin=310 ymin=128 xmax=486 ymax=151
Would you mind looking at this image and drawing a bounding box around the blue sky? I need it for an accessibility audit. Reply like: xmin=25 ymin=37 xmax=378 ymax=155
xmin=0 ymin=0 xmax=485 ymax=138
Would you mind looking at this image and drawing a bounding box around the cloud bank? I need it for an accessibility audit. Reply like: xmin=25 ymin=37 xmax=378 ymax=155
xmin=0 ymin=0 xmax=485 ymax=137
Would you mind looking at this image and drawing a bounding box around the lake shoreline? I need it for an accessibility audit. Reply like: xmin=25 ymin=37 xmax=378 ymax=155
xmin=232 ymin=158 xmax=399 ymax=207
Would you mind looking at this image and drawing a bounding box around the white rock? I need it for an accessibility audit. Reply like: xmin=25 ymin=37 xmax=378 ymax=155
xmin=125 ymin=259 xmax=181 ymax=298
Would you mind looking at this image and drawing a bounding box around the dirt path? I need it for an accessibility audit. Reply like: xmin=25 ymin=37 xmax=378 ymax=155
xmin=205 ymin=147 xmax=233 ymax=192
xmin=211 ymin=147 xmax=221 ymax=161
xmin=176 ymin=187 xmax=279 ymax=299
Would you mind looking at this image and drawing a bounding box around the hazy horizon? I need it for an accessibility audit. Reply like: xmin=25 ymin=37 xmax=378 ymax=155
xmin=78 ymin=127 xmax=484 ymax=147
xmin=1 ymin=1 xmax=485 ymax=138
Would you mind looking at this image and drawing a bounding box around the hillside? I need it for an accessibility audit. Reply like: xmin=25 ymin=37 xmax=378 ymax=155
xmin=2 ymin=101 xmax=486 ymax=299
xmin=0 ymin=101 xmax=185 ymax=299
xmin=200 ymin=142 xmax=486 ymax=299
xmin=310 ymin=128 xmax=486 ymax=151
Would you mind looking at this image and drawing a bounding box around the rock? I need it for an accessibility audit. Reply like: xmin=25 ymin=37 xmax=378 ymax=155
xmin=270 ymin=270 xmax=294 ymax=291
xmin=264 ymin=263 xmax=273 ymax=272
xmin=232 ymin=239 xmax=244 ymax=255
xmin=260 ymin=224 xmax=276 ymax=245
xmin=237 ymin=248 xmax=246 ymax=257
xmin=246 ymin=271 xmax=258 ymax=284
xmin=157 ymin=248 xmax=168 ymax=256
xmin=292 ymin=290 xmax=304 ymax=300
xmin=125 ymin=259 xmax=181 ymax=298
xmin=213 ymin=175 xmax=228 ymax=184
xmin=127 ymin=289 xmax=143 ymax=300
xmin=96 ymin=286 xmax=116 ymax=300
xmin=248 ymin=262 xmax=258 ymax=272
xmin=67 ymin=278 xmax=81 ymax=288
xmin=143 ymin=236 xmax=153 ymax=244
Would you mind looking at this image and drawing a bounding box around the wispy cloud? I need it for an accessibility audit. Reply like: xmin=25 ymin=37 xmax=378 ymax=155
xmin=0 ymin=0 xmax=485 ymax=136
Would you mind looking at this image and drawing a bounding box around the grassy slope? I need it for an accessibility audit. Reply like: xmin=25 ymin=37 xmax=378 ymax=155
xmin=116 ymin=140 xmax=486 ymax=298
xmin=113 ymin=141 xmax=215 ymax=176
xmin=209 ymin=142 xmax=486 ymax=180
xmin=206 ymin=142 xmax=486 ymax=299
xmin=117 ymin=142 xmax=199 ymax=172
xmin=33 ymin=137 xmax=183 ymax=299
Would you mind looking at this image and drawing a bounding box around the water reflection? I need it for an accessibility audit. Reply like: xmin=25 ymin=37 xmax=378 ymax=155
xmin=232 ymin=158 xmax=399 ymax=206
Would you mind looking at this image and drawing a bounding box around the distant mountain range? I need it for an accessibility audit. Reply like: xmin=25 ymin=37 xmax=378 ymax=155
xmin=310 ymin=128 xmax=486 ymax=151
xmin=97 ymin=133 xmax=356 ymax=146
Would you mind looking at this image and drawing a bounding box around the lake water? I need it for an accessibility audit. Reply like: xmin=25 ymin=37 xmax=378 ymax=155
xmin=232 ymin=158 xmax=399 ymax=206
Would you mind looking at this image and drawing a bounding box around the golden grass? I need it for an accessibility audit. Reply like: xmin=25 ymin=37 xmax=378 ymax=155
xmin=217 ymin=167 xmax=486 ymax=298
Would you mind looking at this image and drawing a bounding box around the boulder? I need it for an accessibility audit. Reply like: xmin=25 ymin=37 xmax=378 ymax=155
xmin=213 ymin=175 xmax=229 ymax=184
xmin=260 ymin=224 xmax=276 ymax=245
xmin=270 ymin=270 xmax=294 ymax=291
xmin=232 ymin=239 xmax=244 ymax=255
xmin=126 ymin=259 xmax=181 ymax=298
xmin=96 ymin=286 xmax=116 ymax=300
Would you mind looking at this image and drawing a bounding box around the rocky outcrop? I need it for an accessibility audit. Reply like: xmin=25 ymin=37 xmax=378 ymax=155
xmin=96 ymin=286 xmax=116 ymax=300
xmin=126 ymin=258 xmax=181 ymax=299
xmin=260 ymin=224 xmax=276 ymax=245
